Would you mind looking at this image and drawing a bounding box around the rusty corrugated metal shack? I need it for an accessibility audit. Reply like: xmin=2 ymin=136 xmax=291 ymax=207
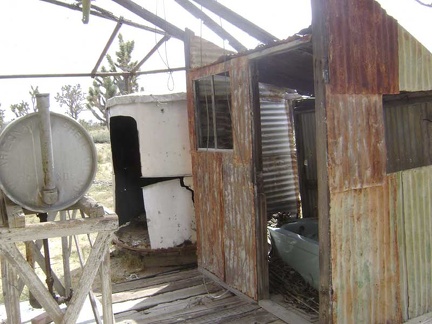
xmin=185 ymin=0 xmax=432 ymax=322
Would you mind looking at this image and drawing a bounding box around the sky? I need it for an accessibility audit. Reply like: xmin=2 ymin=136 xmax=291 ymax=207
xmin=0 ymin=0 xmax=431 ymax=122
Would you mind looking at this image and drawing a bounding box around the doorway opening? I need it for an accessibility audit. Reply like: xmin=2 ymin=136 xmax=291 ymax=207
xmin=110 ymin=116 xmax=145 ymax=226
xmin=253 ymin=43 xmax=319 ymax=321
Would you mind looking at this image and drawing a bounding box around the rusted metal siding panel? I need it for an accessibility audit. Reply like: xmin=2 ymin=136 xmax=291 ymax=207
xmin=327 ymin=94 xmax=386 ymax=192
xmin=259 ymin=83 xmax=299 ymax=215
xmin=188 ymin=56 xmax=258 ymax=298
xmin=231 ymin=57 xmax=253 ymax=163
xmin=331 ymin=186 xmax=402 ymax=323
xmin=399 ymin=25 xmax=432 ymax=92
xmin=390 ymin=166 xmax=432 ymax=320
xmin=222 ymin=56 xmax=257 ymax=298
xmin=328 ymin=0 xmax=399 ymax=94
xmin=192 ymin=152 xmax=225 ymax=279
xmin=384 ymin=101 xmax=432 ymax=173
xmin=188 ymin=34 xmax=234 ymax=69
xmin=223 ymin=160 xmax=257 ymax=299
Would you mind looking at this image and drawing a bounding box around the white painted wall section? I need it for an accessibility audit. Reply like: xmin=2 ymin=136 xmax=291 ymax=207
xmin=142 ymin=178 xmax=196 ymax=249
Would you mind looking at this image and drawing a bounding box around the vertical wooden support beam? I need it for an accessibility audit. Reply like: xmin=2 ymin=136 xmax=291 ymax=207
xmin=250 ymin=60 xmax=268 ymax=300
xmin=61 ymin=232 xmax=112 ymax=324
xmin=100 ymin=248 xmax=114 ymax=324
xmin=60 ymin=211 xmax=72 ymax=298
xmin=310 ymin=0 xmax=332 ymax=321
xmin=1 ymin=259 xmax=21 ymax=324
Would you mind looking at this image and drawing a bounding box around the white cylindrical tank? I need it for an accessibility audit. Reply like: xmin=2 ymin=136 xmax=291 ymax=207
xmin=107 ymin=92 xmax=192 ymax=177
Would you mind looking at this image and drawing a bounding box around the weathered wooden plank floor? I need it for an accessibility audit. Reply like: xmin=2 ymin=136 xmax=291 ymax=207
xmin=107 ymin=267 xmax=285 ymax=324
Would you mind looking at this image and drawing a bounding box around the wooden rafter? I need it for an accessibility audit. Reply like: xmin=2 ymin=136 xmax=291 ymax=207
xmin=190 ymin=0 xmax=279 ymax=44
xmin=174 ymin=0 xmax=247 ymax=52
xmin=131 ymin=35 xmax=171 ymax=73
xmin=112 ymin=0 xmax=186 ymax=41
xmin=39 ymin=0 xmax=167 ymax=35
xmin=91 ymin=18 xmax=124 ymax=77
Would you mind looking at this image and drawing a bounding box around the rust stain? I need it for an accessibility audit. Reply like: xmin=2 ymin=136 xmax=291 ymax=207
xmin=230 ymin=56 xmax=253 ymax=163
xmin=192 ymin=152 xmax=225 ymax=280
xmin=223 ymin=159 xmax=257 ymax=299
xmin=330 ymin=185 xmax=402 ymax=323
xmin=187 ymin=56 xmax=258 ymax=299
xmin=327 ymin=94 xmax=386 ymax=192
xmin=328 ymin=0 xmax=399 ymax=94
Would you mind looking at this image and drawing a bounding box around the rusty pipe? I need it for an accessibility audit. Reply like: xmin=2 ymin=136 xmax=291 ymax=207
xmin=36 ymin=94 xmax=58 ymax=205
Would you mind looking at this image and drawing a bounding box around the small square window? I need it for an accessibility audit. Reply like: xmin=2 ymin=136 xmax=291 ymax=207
xmin=194 ymin=73 xmax=233 ymax=150
xmin=384 ymin=95 xmax=432 ymax=173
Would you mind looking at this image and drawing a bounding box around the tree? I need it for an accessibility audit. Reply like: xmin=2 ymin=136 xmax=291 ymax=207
xmin=10 ymin=101 xmax=30 ymax=118
xmin=106 ymin=33 xmax=140 ymax=94
xmin=29 ymin=85 xmax=40 ymax=112
xmin=9 ymin=85 xmax=39 ymax=118
xmin=86 ymin=34 xmax=140 ymax=127
xmin=55 ymin=84 xmax=86 ymax=120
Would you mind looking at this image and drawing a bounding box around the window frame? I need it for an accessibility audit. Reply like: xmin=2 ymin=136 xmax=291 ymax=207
xmin=193 ymin=72 xmax=233 ymax=151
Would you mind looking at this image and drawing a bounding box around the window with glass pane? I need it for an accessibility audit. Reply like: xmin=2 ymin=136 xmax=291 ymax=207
xmin=194 ymin=73 xmax=233 ymax=149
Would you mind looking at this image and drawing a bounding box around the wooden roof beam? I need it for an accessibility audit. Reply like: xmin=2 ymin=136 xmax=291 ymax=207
xmin=91 ymin=18 xmax=123 ymax=77
xmin=190 ymin=0 xmax=279 ymax=44
xmin=131 ymin=35 xmax=171 ymax=73
xmin=39 ymin=0 xmax=167 ymax=35
xmin=112 ymin=0 xmax=186 ymax=41
xmin=174 ymin=0 xmax=247 ymax=52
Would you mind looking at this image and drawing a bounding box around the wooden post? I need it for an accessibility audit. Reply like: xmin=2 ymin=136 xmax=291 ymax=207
xmin=100 ymin=247 xmax=114 ymax=324
xmin=310 ymin=0 xmax=332 ymax=321
xmin=1 ymin=259 xmax=21 ymax=324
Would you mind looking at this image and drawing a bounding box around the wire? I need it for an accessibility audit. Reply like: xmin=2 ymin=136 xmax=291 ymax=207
xmin=154 ymin=0 xmax=175 ymax=91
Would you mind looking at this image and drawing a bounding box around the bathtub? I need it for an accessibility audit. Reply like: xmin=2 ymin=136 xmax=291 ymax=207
xmin=268 ymin=218 xmax=319 ymax=290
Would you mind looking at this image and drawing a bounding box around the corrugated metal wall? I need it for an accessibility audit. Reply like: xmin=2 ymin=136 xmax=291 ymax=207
xmin=321 ymin=1 xmax=432 ymax=321
xmin=331 ymin=185 xmax=401 ymax=323
xmin=399 ymin=25 xmax=432 ymax=92
xmin=326 ymin=94 xmax=402 ymax=322
xmin=327 ymin=95 xmax=386 ymax=191
xmin=389 ymin=166 xmax=432 ymax=321
xmin=259 ymin=83 xmax=299 ymax=216
xmin=327 ymin=0 xmax=399 ymax=94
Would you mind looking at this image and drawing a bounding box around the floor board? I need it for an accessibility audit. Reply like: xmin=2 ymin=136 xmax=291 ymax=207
xmin=111 ymin=267 xmax=284 ymax=324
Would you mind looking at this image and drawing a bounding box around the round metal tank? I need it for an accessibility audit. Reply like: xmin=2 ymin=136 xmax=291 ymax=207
xmin=107 ymin=92 xmax=192 ymax=177
xmin=0 ymin=112 xmax=97 ymax=212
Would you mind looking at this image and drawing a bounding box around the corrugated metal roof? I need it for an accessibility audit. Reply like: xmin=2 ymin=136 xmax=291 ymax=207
xmin=390 ymin=166 xmax=432 ymax=321
xmin=398 ymin=25 xmax=432 ymax=92
xmin=331 ymin=185 xmax=402 ymax=323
